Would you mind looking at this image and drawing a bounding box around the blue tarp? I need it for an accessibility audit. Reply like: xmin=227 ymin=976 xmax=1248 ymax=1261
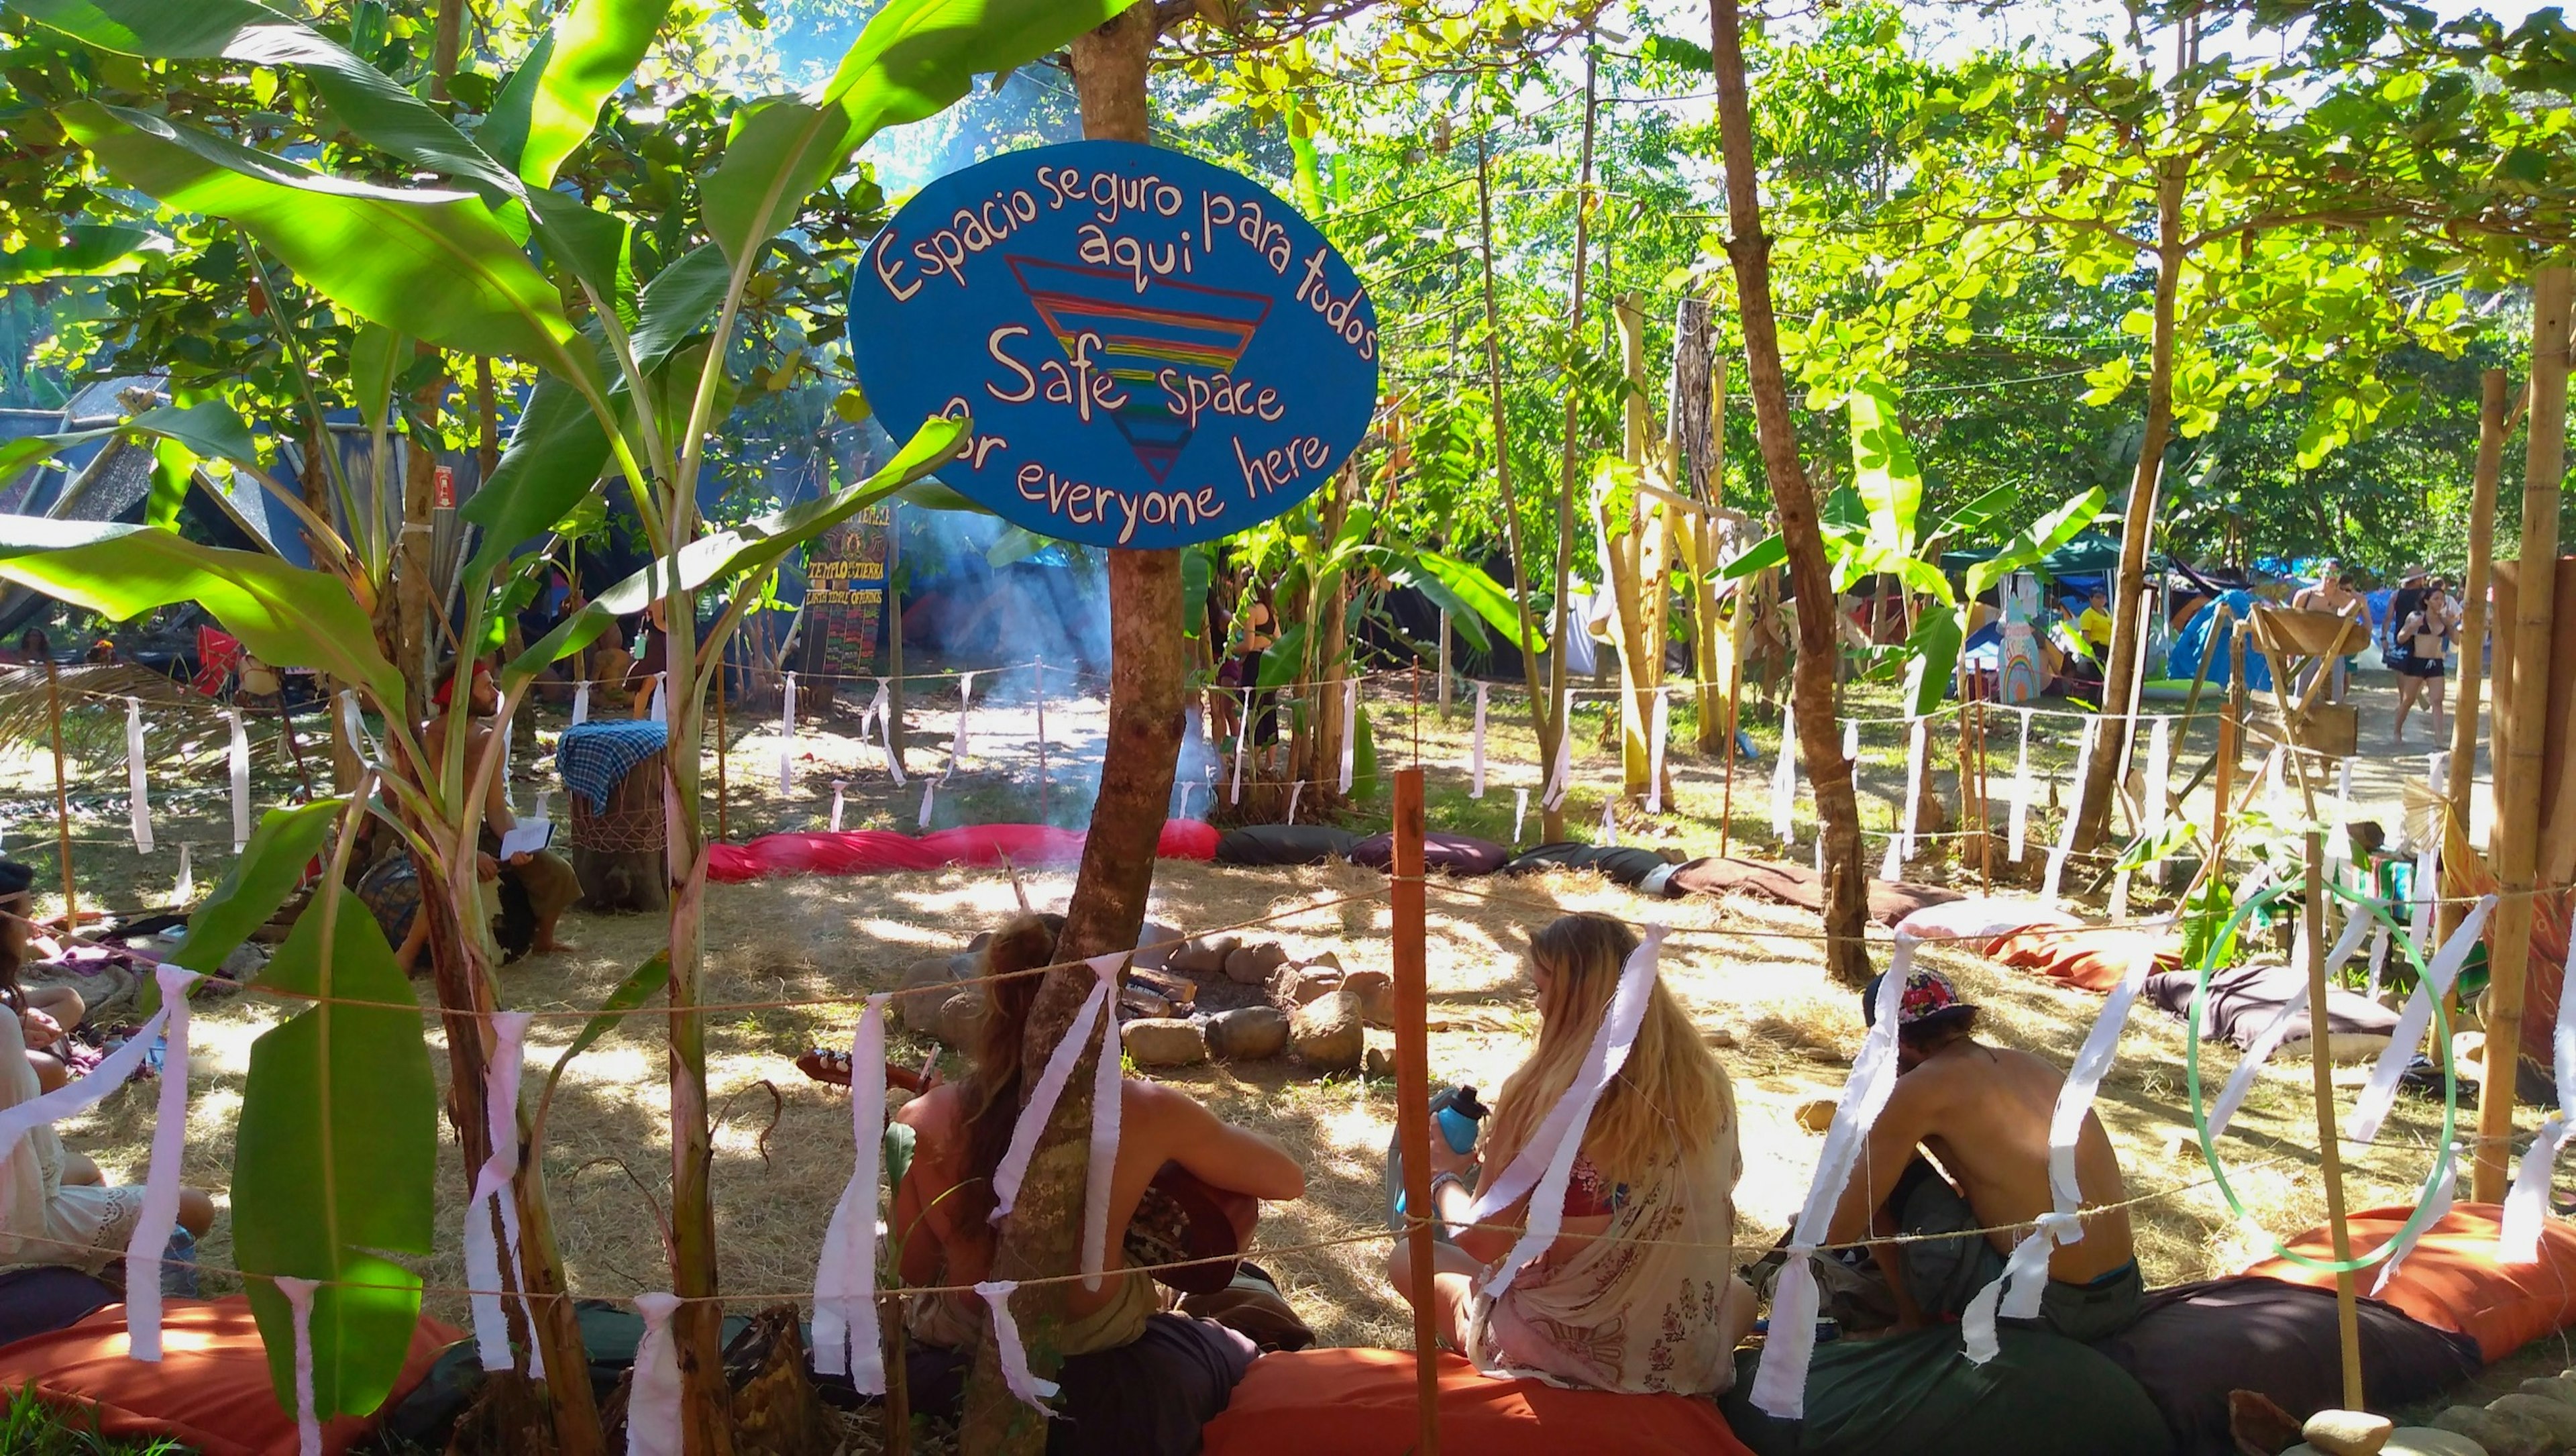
xmin=2165 ymin=590 xmax=2273 ymax=690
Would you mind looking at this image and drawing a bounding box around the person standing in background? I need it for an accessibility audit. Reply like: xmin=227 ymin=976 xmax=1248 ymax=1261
xmin=2291 ymin=560 xmax=2369 ymax=702
xmin=2387 ymin=568 xmax=2453 ymax=745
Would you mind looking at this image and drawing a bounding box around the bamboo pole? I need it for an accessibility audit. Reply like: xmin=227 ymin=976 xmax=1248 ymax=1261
xmin=1717 ymin=670 xmax=1743 ymax=858
xmin=1391 ymin=767 xmax=1443 ymax=1456
xmin=2212 ymin=625 xmax=2244 ymax=860
xmin=2440 ymin=372 xmax=2512 ymax=952
xmin=2476 ymin=264 xmax=2571 ymax=1204
xmin=44 ymin=651 xmax=74 ymax=927
xmin=2304 ymin=829 xmax=2367 ymax=1409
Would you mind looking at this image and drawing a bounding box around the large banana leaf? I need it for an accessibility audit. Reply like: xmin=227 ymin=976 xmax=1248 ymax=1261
xmin=170 ymin=801 xmax=345 ymax=975
xmin=5 ymin=0 xmax=521 ymax=201
xmin=234 ymin=896 xmax=437 ymax=1420
xmin=627 ymin=244 xmax=734 ymax=375
xmin=517 ymin=0 xmax=679 ymax=188
xmin=1847 ymin=375 xmax=1922 ymax=573
xmin=1405 ymin=549 xmax=1530 ymax=654
xmin=460 ymin=372 xmax=612 ymax=582
xmin=0 ymin=399 xmax=264 ymax=482
xmin=0 ymin=518 xmax=403 ymax=707
xmin=61 ymin=105 xmax=595 ymax=393
xmin=700 ymin=0 xmax=1143 ymax=264
xmin=0 ymin=221 xmax=167 ymax=282
xmin=1966 ymin=487 xmax=2108 ymax=598
xmin=503 ymin=415 xmax=968 ymax=688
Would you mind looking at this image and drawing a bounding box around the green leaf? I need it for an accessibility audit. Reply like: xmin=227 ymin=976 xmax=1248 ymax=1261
xmin=234 ymin=894 xmax=437 ymax=1420
xmin=1181 ymin=543 xmax=1214 ymax=637
xmin=145 ymin=437 xmax=195 ymax=531
xmin=535 ymin=950 xmax=667 ymax=1118
xmin=895 ymin=476 xmax=994 ymax=515
xmin=1379 ymin=555 xmax=1494 ymax=654
xmin=0 ymin=519 xmax=403 ymax=707
xmin=1409 ymin=549 xmax=1529 ymax=652
xmin=1719 ymin=533 xmax=1787 ymax=582
xmin=169 ymin=800 xmax=345 ymax=978
xmin=0 ymin=222 xmax=168 ymax=282
xmin=520 ymin=0 xmax=678 ymax=188
xmin=1846 ymin=374 xmax=1922 ymax=568
xmin=460 ymin=372 xmax=612 ymax=582
xmin=628 ymin=243 xmax=734 ymax=375
xmin=700 ymin=0 xmax=1144 ymax=265
xmin=61 ymin=103 xmax=594 ymax=394
xmin=1966 ymin=487 xmax=2108 ymax=599
xmin=525 ymin=187 xmax=636 ymax=321
xmin=350 ymin=324 xmax=404 ymax=434
xmin=504 ymin=415 xmax=967 ymax=686
xmin=1900 ymin=607 xmax=1964 ymax=716
xmin=1927 ymin=482 xmax=2016 ymax=545
xmin=479 ymin=31 xmax=556 ymax=176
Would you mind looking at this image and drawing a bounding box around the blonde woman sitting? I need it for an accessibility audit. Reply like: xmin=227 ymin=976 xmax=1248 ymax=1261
xmin=1389 ymin=913 xmax=1756 ymax=1395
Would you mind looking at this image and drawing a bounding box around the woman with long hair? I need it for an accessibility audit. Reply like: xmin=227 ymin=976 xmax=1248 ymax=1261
xmin=891 ymin=914 xmax=1306 ymax=1453
xmin=1391 ymin=913 xmax=1756 ymax=1395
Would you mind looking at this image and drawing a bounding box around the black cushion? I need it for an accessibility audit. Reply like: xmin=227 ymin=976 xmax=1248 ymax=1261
xmin=1213 ymin=824 xmax=1364 ymax=867
xmin=1345 ymin=831 xmax=1511 ymax=876
xmin=1499 ymin=841 xmax=1672 ymax=888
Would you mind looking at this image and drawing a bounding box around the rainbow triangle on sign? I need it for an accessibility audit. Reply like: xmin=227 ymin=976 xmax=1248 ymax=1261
xmin=1008 ymin=256 xmax=1274 ymax=484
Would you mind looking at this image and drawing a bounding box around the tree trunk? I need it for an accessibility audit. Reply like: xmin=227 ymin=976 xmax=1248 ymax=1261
xmin=1671 ymin=298 xmax=1733 ymax=755
xmin=1541 ymin=52 xmax=1602 ymax=841
xmin=2074 ymin=154 xmax=2185 ymax=855
xmin=962 ymin=11 xmax=1171 ymax=1453
xmin=1709 ymin=0 xmax=1870 ymax=984
xmin=1476 ymin=136 xmax=1558 ymax=807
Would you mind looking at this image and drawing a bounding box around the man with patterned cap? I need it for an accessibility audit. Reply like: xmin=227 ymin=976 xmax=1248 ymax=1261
xmin=1824 ymin=966 xmax=2145 ymax=1341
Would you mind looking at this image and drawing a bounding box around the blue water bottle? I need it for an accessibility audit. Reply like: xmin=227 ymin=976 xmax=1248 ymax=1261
xmin=1432 ymin=1085 xmax=1488 ymax=1155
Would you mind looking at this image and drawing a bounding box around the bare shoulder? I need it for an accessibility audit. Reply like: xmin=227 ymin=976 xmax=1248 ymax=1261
xmin=896 ymin=1083 xmax=966 ymax=1140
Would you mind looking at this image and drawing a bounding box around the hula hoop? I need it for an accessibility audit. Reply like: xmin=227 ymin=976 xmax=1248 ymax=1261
xmin=2182 ymin=876 xmax=2461 ymax=1276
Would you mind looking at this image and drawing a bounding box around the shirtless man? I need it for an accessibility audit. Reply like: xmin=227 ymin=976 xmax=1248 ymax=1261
xmin=2290 ymin=560 xmax=2369 ymax=703
xmin=427 ymin=660 xmax=580 ymax=955
xmin=1827 ymin=968 xmax=2143 ymax=1342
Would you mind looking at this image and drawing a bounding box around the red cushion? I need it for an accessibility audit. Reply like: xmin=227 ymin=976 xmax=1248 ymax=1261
xmin=0 ymin=1297 xmax=461 ymax=1456
xmin=2239 ymin=1203 xmax=2576 ymax=1363
xmin=1984 ymin=925 xmax=2176 ymax=993
xmin=1201 ymin=1347 xmax=1755 ymax=1456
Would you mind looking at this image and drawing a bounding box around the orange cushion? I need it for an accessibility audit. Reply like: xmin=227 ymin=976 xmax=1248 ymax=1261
xmin=1984 ymin=926 xmax=2176 ymax=993
xmin=0 ymin=1296 xmax=461 ymax=1456
xmin=1201 ymin=1347 xmax=1755 ymax=1456
xmin=2238 ymin=1203 xmax=2576 ymax=1363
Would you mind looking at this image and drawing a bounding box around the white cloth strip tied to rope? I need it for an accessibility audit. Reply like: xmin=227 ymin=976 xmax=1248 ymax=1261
xmin=570 ymin=680 xmax=590 ymax=727
xmin=1470 ymin=682 xmax=1489 ymax=798
xmin=0 ymin=992 xmax=172 ymax=1170
xmin=1464 ymin=926 xmax=1669 ymax=1304
xmin=627 ymin=1292 xmax=685 ymax=1456
xmin=812 ymin=994 xmax=890 ymax=1388
xmin=1287 ymin=780 xmax=1304 ymax=824
xmin=2411 ymin=837 xmax=2440 ymax=966
xmin=1599 ymin=796 xmax=1619 ymax=847
xmin=1646 ymin=688 xmax=1670 ymax=814
xmin=951 ymin=672 xmax=975 ymax=772
xmin=2503 ymin=882 xmax=2576 ymax=1265
xmin=649 ymin=673 xmax=667 ymax=725
xmin=1770 ymin=705 xmax=1797 ymax=845
xmin=2349 ymin=894 xmax=2499 ymax=1145
xmin=2008 ymin=708 xmax=2033 ymax=862
xmin=872 ymin=680 xmax=905 ymax=786
xmin=498 ymin=715 xmax=517 ymax=813
xmin=1841 ymin=719 xmax=1858 ymax=766
xmin=2367 ymin=923 xmax=2390 ymax=1001
xmin=1897 ymin=715 xmax=1927 ymax=864
xmin=779 ymin=672 xmax=798 ymax=796
xmin=462 ymin=1011 xmax=543 ymax=1378
xmin=1962 ymin=928 xmax=2169 ymax=1364
xmin=988 ymin=953 xmax=1128 ymax=1229
xmin=1544 ymin=718 xmax=1572 ymax=813
xmin=1750 ymin=944 xmax=1910 ymax=1419
xmin=2206 ymin=906 xmax=2377 ymax=1145
xmin=829 ymin=781 xmax=848 ymax=833
xmin=125 ymin=696 xmax=152 ymax=854
xmin=229 ymin=708 xmax=251 ymax=852
xmin=2041 ymin=717 xmax=2094 ymax=907
xmin=977 ymin=1280 xmax=1061 ymax=1408
xmin=1338 ymin=679 xmax=1359 ymax=794
xmin=175 ymin=843 xmax=193 ymax=902
xmin=917 ymin=778 xmax=936 ymax=831
xmin=277 ymin=1275 xmax=323 ymax=1456
xmin=121 ymin=964 xmax=196 ymax=1361
xmin=2379 ymin=1142 xmax=2457 ymax=1294
xmin=1512 ymin=787 xmax=1528 ymax=843
xmin=337 ymin=690 xmax=376 ymax=772
xmin=1230 ymin=689 xmax=1250 ymax=806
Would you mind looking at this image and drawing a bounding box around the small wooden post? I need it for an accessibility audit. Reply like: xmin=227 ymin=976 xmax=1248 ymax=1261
xmin=1717 ymin=672 xmax=1742 ymax=858
xmin=1391 ymin=766 xmax=1444 ymax=1456
xmin=712 ymin=672 xmax=729 ymax=843
xmin=2304 ymin=829 xmax=2367 ymax=1409
xmin=2477 ymin=263 xmax=2571 ymax=1204
xmin=1437 ymin=611 xmax=1454 ymax=721
xmin=1034 ymin=654 xmax=1051 ymax=823
xmin=2440 ymin=370 xmax=2511 ymax=947
xmin=2212 ymin=625 xmax=2243 ymax=861
xmin=43 ymin=649 xmax=74 ymax=927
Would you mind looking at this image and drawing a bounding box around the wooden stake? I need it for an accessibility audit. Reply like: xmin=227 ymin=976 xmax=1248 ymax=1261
xmin=1034 ymin=655 xmax=1051 ymax=823
xmin=44 ymin=652 xmax=74 ymax=927
xmin=2304 ymin=829 xmax=2367 ymax=1410
xmin=713 ymin=674 xmax=729 ymax=843
xmin=2477 ymin=264 xmax=2571 ymax=1204
xmin=2440 ymin=371 xmax=2510 ymax=949
xmin=1717 ymin=670 xmax=1743 ymax=858
xmin=1391 ymin=767 xmax=1443 ymax=1456
xmin=2212 ymin=625 xmax=2243 ymax=860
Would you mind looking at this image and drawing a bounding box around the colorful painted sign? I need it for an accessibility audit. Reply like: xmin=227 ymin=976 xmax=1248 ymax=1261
xmin=802 ymin=503 xmax=893 ymax=684
xmin=849 ymin=140 xmax=1379 ymax=550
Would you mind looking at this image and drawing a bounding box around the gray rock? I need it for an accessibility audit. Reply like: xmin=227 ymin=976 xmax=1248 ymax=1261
xmin=219 ymin=943 xmax=267 ymax=981
xmin=1119 ymin=986 xmax=1175 ymax=1020
xmin=2518 ymin=1376 xmax=2576 ymax=1408
xmin=1342 ymin=968 xmax=1395 ymax=1027
xmin=1363 ymin=1044 xmax=1396 ymax=1078
xmin=1206 ymin=1005 xmax=1289 ymax=1061
xmin=2300 ymin=1408 xmax=2393 ymax=1456
xmin=1304 ymin=950 xmax=1343 ymax=974
xmin=2433 ymin=1404 xmax=2546 ymax=1456
xmin=1269 ymin=964 xmax=1342 ymax=1006
xmin=1132 ymin=921 xmax=1183 ymax=970
xmin=1224 ymin=941 xmax=1290 ymax=985
xmin=894 ymin=954 xmax=970 ymax=1033
xmin=1170 ymin=935 xmax=1238 ymax=976
xmin=1290 ymin=990 xmax=1364 ymax=1072
xmin=2485 ymin=1394 xmax=2576 ymax=1450
xmin=1122 ymin=1017 xmax=1209 ymax=1068
xmin=2286 ymin=1434 xmax=2486 ymax=1456
xmin=933 ymin=987 xmax=986 ymax=1051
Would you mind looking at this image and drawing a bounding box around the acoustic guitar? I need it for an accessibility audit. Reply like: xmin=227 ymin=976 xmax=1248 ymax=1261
xmin=796 ymin=1048 xmax=1258 ymax=1294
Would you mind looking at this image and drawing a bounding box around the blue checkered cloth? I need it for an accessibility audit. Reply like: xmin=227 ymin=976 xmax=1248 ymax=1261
xmin=557 ymin=720 xmax=669 ymax=813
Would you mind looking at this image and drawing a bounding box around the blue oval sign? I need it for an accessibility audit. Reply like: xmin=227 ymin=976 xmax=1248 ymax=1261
xmin=849 ymin=140 xmax=1379 ymax=550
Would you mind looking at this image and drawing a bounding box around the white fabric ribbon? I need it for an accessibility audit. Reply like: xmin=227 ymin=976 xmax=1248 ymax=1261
xmin=1879 ymin=828 xmax=1902 ymax=884
xmin=917 ymin=778 xmax=936 ymax=831
xmin=1287 ymin=780 xmax=1304 ymax=824
xmin=125 ymin=697 xmax=152 ymax=854
xmin=779 ymin=672 xmax=798 ymax=796
xmin=498 ymin=715 xmax=517 ymax=814
xmin=2041 ymin=717 xmax=2094 ymax=906
xmin=175 ymin=843 xmax=193 ymax=902
xmin=2366 ymin=921 xmax=2390 ymax=1001
xmin=1770 ymin=705 xmax=1797 ymax=845
xmin=2503 ymin=892 xmax=2576 ymax=1263
xmin=1081 ymin=959 xmax=1124 ymax=1292
xmin=1230 ymin=689 xmax=1250 ymax=805
xmin=1470 ymin=683 xmax=1489 ymax=799
xmin=0 ymin=999 xmax=172 ymax=1171
xmin=1466 ymin=926 xmax=1668 ymax=1302
xmin=2349 ymin=894 xmax=2498 ymax=1145
xmin=1749 ymin=949 xmax=1910 ymax=1419
xmin=1511 ymin=786 xmax=1528 ymax=843
xmin=1962 ymin=1210 xmax=2084 ymax=1364
xmin=277 ymin=1275 xmax=323 ymax=1456
xmin=2208 ymin=907 xmax=2375 ymax=1144
xmin=1598 ymin=796 xmax=1618 ymax=847
xmin=1338 ymin=679 xmax=1358 ymax=795
xmin=335 ymin=692 xmax=369 ymax=772
xmin=228 ymin=707 xmax=251 ymax=851
xmin=626 ymin=1292 xmax=684 ymax=1456
xmin=1896 ymin=715 xmax=1927 ymax=864
xmin=1842 ymin=719 xmax=1859 ymax=766
xmin=2008 ymin=708 xmax=2033 ymax=862
xmin=649 ymin=672 xmax=667 ymax=725
xmin=873 ymin=680 xmax=904 ymax=786
xmin=812 ymin=994 xmax=889 ymax=1387
xmin=1543 ymin=718 xmax=1572 ymax=812
xmin=570 ymin=680 xmax=590 ymax=727
xmin=462 ymin=1011 xmax=541 ymax=1377
xmin=829 ymin=781 xmax=848 ymax=833
xmin=2380 ymin=1143 xmax=2456 ymax=1292
xmin=976 ymin=1280 xmax=1061 ymax=1408
xmin=1646 ymin=688 xmax=1670 ymax=814
xmin=950 ymin=672 xmax=975 ymax=772
xmin=989 ymin=954 xmax=1127 ymax=1225
xmin=122 ymin=964 xmax=196 ymax=1361
xmin=2411 ymin=837 xmax=2440 ymax=966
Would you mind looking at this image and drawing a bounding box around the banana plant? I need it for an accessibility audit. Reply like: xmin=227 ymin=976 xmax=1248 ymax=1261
xmin=1 ymin=0 xmax=1136 ymax=1448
